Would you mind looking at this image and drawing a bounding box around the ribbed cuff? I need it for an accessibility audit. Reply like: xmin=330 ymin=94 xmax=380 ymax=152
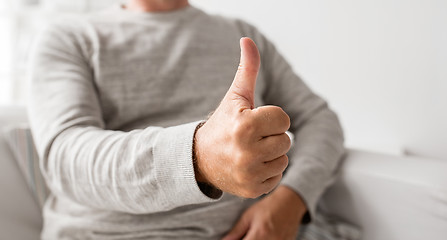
xmin=153 ymin=121 xmax=222 ymax=210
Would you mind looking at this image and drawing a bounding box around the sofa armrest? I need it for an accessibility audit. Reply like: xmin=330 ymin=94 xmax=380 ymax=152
xmin=0 ymin=105 xmax=42 ymax=240
xmin=320 ymin=149 xmax=447 ymax=240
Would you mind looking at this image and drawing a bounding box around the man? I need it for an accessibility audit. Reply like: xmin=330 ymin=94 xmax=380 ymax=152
xmin=29 ymin=0 xmax=344 ymax=239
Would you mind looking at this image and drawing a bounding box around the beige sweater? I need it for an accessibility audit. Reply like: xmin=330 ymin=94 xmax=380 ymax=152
xmin=28 ymin=4 xmax=344 ymax=240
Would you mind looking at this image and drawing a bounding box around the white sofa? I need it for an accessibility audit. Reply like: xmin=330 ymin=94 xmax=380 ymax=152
xmin=0 ymin=105 xmax=42 ymax=239
xmin=1 ymin=105 xmax=446 ymax=240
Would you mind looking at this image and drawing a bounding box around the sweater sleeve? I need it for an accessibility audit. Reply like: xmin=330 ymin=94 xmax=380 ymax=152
xmin=250 ymin=29 xmax=345 ymax=222
xmin=28 ymin=24 xmax=221 ymax=214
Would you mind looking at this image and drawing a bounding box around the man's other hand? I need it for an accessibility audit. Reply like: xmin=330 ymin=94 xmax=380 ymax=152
xmin=194 ymin=37 xmax=291 ymax=198
xmin=222 ymin=186 xmax=307 ymax=240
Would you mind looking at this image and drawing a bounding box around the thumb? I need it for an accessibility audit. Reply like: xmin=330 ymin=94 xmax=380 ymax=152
xmin=222 ymin=216 xmax=250 ymax=240
xmin=225 ymin=37 xmax=261 ymax=110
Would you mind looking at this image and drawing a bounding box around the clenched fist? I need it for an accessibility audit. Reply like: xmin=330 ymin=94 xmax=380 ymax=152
xmin=194 ymin=37 xmax=291 ymax=198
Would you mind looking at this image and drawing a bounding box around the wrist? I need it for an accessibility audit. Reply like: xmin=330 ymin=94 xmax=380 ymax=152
xmin=273 ymin=185 xmax=308 ymax=219
xmin=193 ymin=121 xmax=223 ymax=199
xmin=193 ymin=121 xmax=208 ymax=183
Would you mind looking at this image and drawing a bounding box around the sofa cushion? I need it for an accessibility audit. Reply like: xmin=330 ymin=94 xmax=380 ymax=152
xmin=4 ymin=126 xmax=48 ymax=209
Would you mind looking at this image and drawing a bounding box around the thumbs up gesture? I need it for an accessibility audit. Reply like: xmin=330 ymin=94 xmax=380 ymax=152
xmin=194 ymin=38 xmax=291 ymax=198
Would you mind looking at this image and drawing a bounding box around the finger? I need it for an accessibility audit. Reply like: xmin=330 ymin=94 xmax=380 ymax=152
xmin=262 ymin=155 xmax=289 ymax=180
xmin=224 ymin=37 xmax=261 ymax=111
xmin=250 ymin=155 xmax=288 ymax=183
xmin=250 ymin=105 xmax=290 ymax=137
xmin=255 ymin=133 xmax=291 ymax=161
xmin=222 ymin=215 xmax=250 ymax=240
xmin=261 ymin=174 xmax=283 ymax=195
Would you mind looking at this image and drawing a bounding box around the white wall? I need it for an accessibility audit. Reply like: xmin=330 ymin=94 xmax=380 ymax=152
xmin=0 ymin=0 xmax=120 ymax=104
xmin=190 ymin=0 xmax=447 ymax=160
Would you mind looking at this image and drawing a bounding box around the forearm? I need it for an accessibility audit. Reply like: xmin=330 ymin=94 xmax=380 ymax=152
xmin=282 ymin=107 xmax=345 ymax=221
xmin=34 ymin=121 xmax=218 ymax=213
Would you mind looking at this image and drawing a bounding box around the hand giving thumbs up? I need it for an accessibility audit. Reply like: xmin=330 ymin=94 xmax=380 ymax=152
xmin=194 ymin=37 xmax=291 ymax=198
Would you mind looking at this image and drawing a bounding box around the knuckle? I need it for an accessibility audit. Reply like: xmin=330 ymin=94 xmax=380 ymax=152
xmin=233 ymin=150 xmax=245 ymax=166
xmin=232 ymin=119 xmax=255 ymax=139
xmin=280 ymin=155 xmax=289 ymax=169
xmin=264 ymin=175 xmax=282 ymax=193
xmin=269 ymin=106 xmax=291 ymax=130
xmin=274 ymin=134 xmax=291 ymax=155
xmin=231 ymin=121 xmax=244 ymax=138
xmin=280 ymin=110 xmax=291 ymax=130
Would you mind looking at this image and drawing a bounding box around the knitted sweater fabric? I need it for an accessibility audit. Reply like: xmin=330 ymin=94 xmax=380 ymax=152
xmin=28 ymin=5 xmax=344 ymax=240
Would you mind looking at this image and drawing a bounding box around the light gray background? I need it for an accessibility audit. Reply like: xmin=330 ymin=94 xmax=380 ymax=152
xmin=1 ymin=0 xmax=446 ymax=160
